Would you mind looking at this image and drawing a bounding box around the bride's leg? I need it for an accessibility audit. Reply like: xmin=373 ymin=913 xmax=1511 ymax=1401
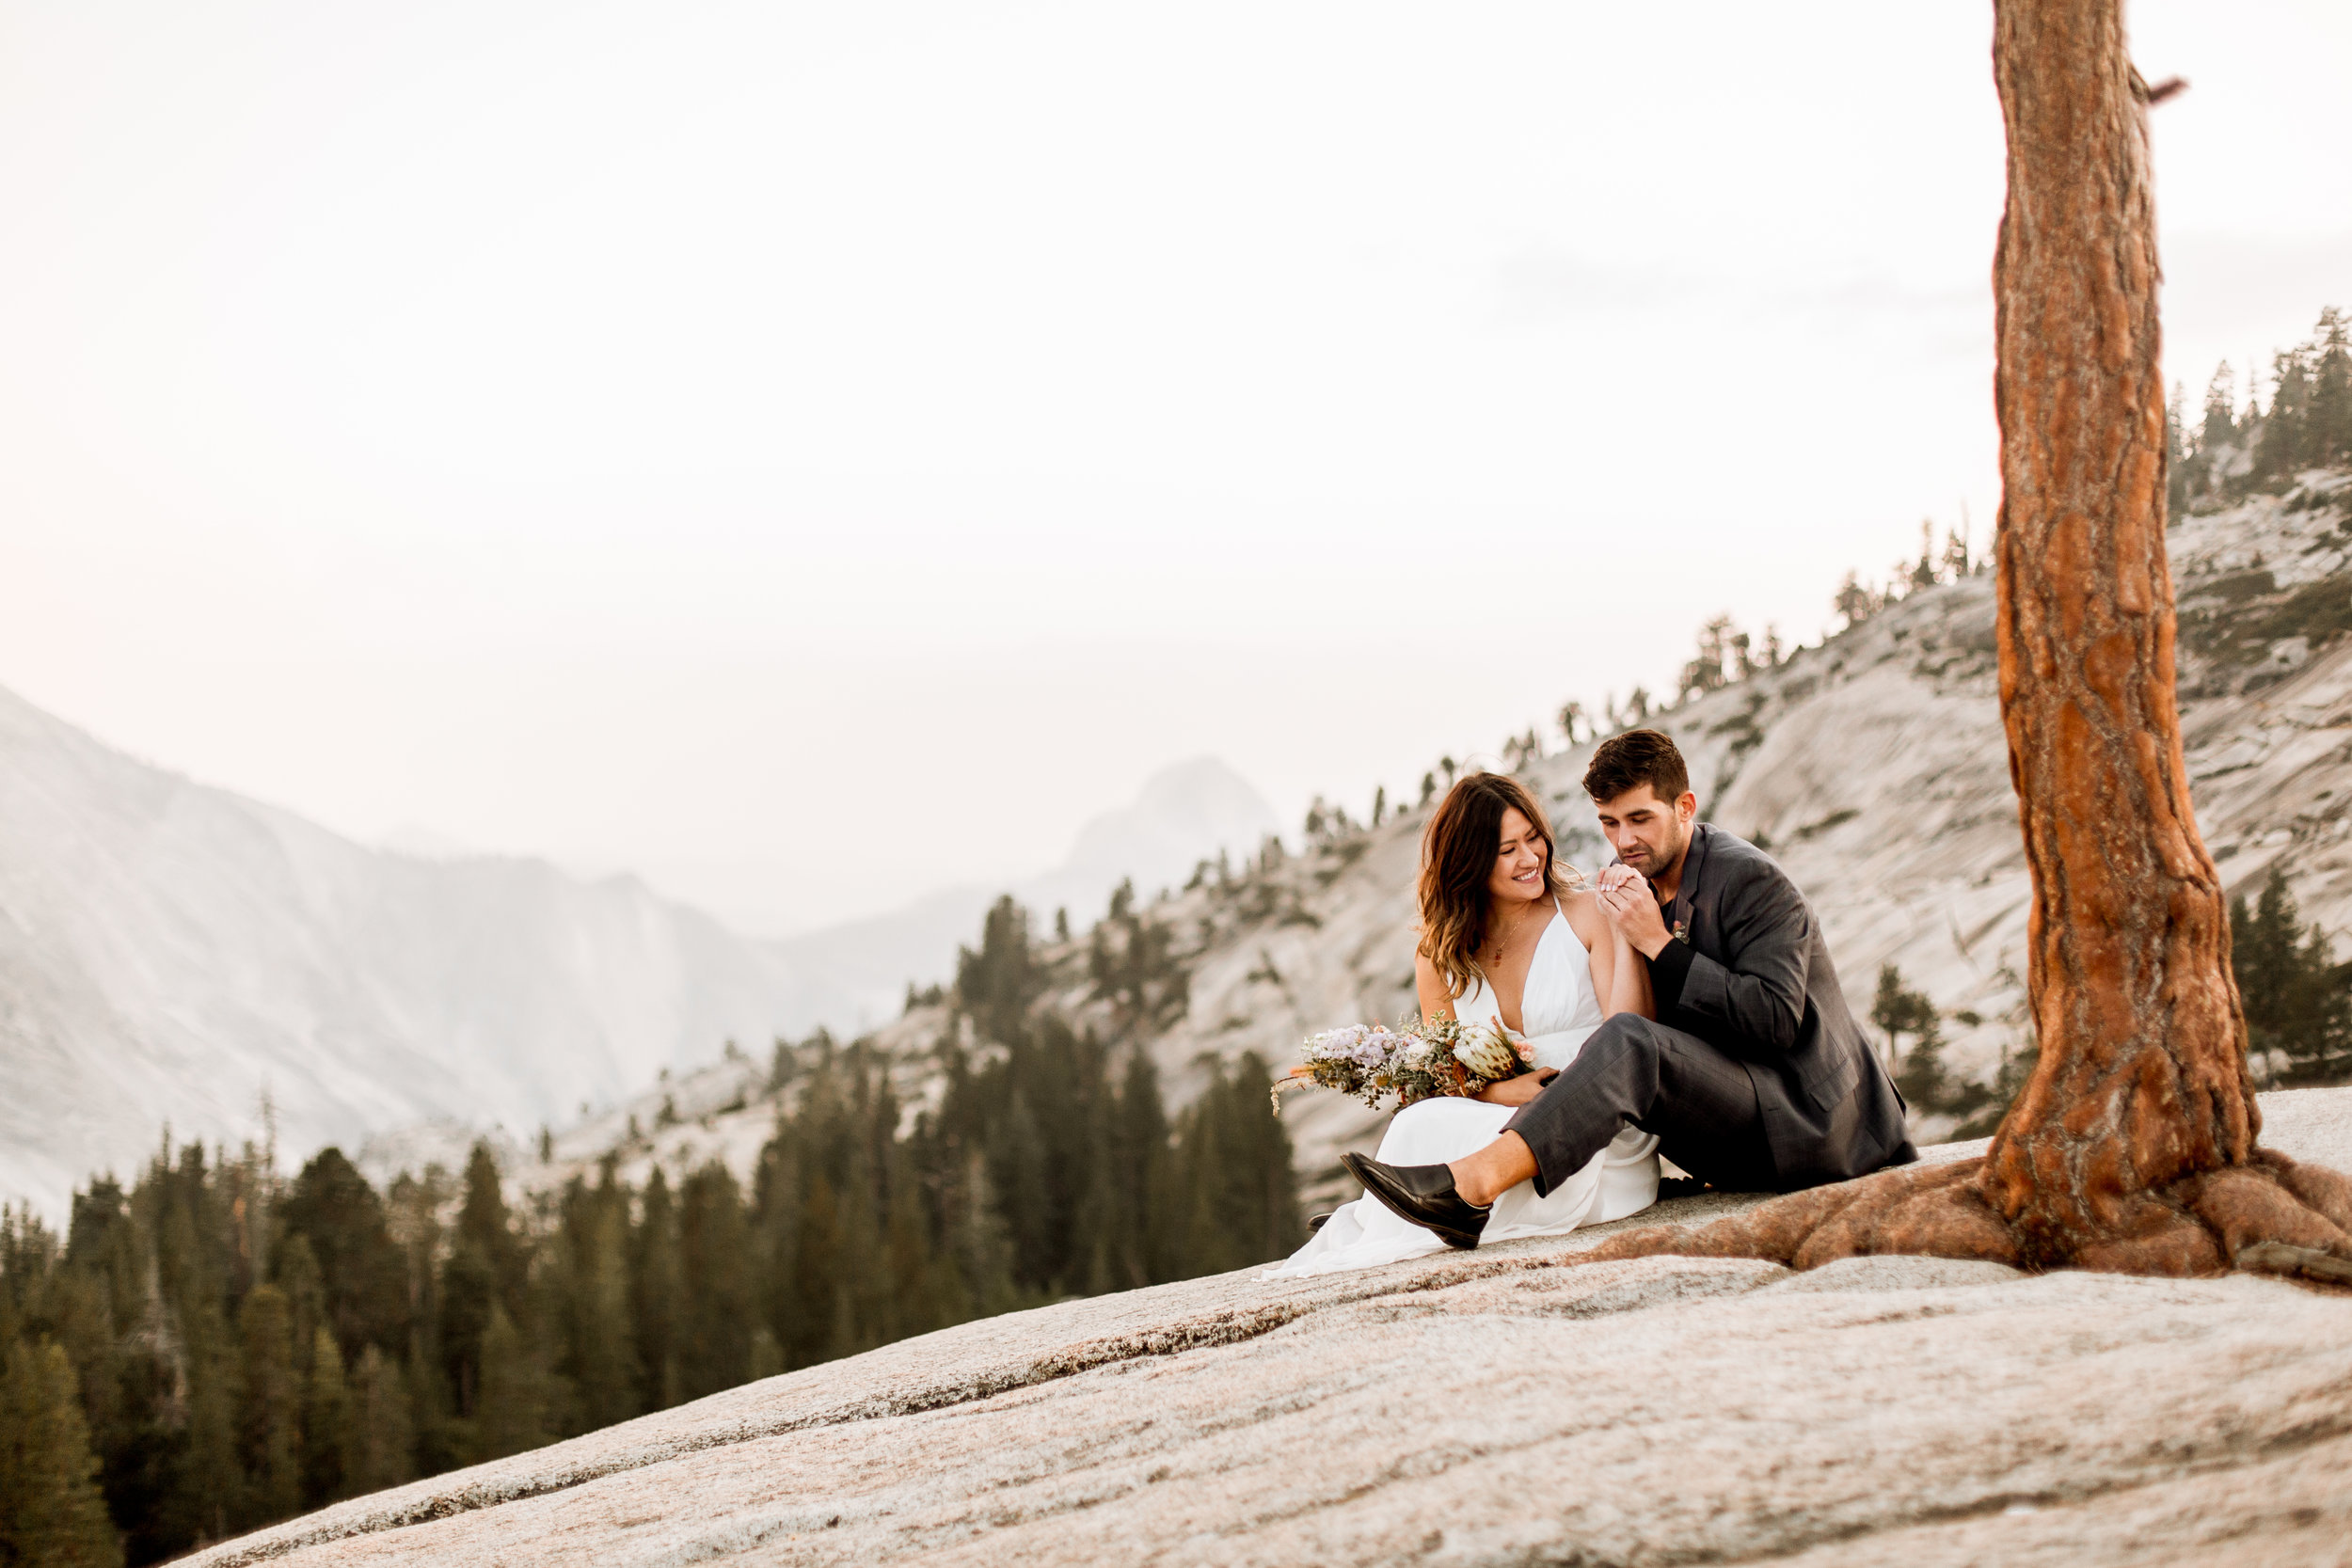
xmin=1450 ymin=1131 xmax=1539 ymax=1207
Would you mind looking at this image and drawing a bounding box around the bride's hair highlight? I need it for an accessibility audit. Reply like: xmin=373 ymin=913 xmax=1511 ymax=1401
xmin=1416 ymin=771 xmax=1581 ymax=1001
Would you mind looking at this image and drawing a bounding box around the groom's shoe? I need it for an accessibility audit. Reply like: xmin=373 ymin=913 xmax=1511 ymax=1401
xmin=1342 ymin=1152 xmax=1490 ymax=1250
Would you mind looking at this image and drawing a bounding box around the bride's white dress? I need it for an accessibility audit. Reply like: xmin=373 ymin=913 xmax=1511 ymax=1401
xmin=1266 ymin=900 xmax=1661 ymax=1277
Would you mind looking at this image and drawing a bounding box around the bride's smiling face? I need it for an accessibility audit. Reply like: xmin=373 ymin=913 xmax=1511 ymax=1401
xmin=1486 ymin=807 xmax=1549 ymax=907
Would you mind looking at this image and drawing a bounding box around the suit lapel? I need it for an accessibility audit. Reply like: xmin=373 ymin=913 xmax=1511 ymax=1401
xmin=1662 ymin=824 xmax=1710 ymax=952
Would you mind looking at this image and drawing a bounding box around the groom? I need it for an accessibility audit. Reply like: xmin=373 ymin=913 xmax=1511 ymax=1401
xmin=1346 ymin=728 xmax=1915 ymax=1249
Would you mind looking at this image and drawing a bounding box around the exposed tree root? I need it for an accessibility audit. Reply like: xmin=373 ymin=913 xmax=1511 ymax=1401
xmin=1579 ymin=1150 xmax=2352 ymax=1286
xmin=1586 ymin=0 xmax=2352 ymax=1305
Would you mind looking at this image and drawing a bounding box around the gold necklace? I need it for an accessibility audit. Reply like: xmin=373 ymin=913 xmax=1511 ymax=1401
xmin=1488 ymin=905 xmax=1527 ymax=962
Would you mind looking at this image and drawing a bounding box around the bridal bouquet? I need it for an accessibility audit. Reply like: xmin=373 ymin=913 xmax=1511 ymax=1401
xmin=1270 ymin=1015 xmax=1535 ymax=1116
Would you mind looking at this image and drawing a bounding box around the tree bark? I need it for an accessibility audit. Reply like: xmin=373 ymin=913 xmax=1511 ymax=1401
xmin=1976 ymin=0 xmax=2250 ymax=1271
xmin=1582 ymin=0 xmax=2352 ymax=1280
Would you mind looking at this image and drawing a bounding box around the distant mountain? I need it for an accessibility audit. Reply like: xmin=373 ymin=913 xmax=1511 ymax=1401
xmin=767 ymin=755 xmax=1279 ymax=1032
xmin=0 ymin=688 xmax=829 ymax=1216
xmin=0 ymin=685 xmax=1282 ymax=1215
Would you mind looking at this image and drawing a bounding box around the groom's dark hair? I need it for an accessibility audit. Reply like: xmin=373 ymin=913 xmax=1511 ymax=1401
xmin=1583 ymin=728 xmax=1690 ymax=804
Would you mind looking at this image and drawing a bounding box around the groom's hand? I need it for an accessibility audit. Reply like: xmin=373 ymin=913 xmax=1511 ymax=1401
xmin=1597 ymin=873 xmax=1673 ymax=958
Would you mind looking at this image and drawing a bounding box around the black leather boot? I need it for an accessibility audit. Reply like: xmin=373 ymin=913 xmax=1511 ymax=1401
xmin=1341 ymin=1151 xmax=1490 ymax=1250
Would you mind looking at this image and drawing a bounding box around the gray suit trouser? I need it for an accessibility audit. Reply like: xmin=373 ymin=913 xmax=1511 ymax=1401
xmin=1504 ymin=1014 xmax=1776 ymax=1196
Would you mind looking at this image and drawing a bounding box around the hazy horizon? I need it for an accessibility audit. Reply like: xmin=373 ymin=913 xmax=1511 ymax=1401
xmin=6 ymin=1 xmax=2349 ymax=929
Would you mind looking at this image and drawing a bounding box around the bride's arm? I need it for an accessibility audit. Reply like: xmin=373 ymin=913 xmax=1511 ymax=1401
xmin=1607 ymin=922 xmax=1656 ymax=1020
xmin=1413 ymin=949 xmax=1456 ymax=1022
xmin=1576 ymin=892 xmax=1655 ymax=1020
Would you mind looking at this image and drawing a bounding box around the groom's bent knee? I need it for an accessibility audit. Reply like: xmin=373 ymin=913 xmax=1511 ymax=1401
xmin=1580 ymin=1013 xmax=1673 ymax=1082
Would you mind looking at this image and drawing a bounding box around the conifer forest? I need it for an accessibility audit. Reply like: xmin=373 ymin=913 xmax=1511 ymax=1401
xmin=0 ymin=899 xmax=1301 ymax=1566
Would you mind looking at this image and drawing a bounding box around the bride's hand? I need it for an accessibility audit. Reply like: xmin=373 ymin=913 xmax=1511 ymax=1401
xmin=1475 ymin=1069 xmax=1556 ymax=1107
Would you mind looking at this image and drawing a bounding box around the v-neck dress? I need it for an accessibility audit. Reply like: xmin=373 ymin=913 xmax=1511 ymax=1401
xmin=1266 ymin=900 xmax=1661 ymax=1277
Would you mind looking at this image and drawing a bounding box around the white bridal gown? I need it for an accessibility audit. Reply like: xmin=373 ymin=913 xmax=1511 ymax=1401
xmin=1267 ymin=900 xmax=1661 ymax=1277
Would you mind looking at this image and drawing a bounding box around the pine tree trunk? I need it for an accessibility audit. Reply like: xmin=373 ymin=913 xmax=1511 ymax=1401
xmin=1976 ymin=0 xmax=2252 ymax=1272
xmin=1589 ymin=0 xmax=2352 ymax=1283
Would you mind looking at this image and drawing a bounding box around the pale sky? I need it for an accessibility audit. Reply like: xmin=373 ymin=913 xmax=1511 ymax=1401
xmin=4 ymin=2 xmax=2348 ymax=933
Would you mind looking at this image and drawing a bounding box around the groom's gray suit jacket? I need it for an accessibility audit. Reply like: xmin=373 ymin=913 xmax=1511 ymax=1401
xmin=1641 ymin=824 xmax=1915 ymax=1184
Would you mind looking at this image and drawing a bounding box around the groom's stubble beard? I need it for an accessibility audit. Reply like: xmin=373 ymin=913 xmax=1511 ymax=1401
xmin=1645 ymin=822 xmax=1691 ymax=895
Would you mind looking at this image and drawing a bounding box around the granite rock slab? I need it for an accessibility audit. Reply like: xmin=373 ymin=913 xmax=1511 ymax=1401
xmin=188 ymin=1087 xmax=2352 ymax=1568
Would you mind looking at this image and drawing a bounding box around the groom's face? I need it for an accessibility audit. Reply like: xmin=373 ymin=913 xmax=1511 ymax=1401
xmin=1593 ymin=784 xmax=1697 ymax=884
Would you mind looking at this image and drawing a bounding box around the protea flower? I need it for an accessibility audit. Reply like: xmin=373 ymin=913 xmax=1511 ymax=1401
xmin=1451 ymin=1024 xmax=1520 ymax=1084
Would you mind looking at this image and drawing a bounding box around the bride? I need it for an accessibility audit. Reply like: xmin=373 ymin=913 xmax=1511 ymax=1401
xmin=1267 ymin=771 xmax=1660 ymax=1277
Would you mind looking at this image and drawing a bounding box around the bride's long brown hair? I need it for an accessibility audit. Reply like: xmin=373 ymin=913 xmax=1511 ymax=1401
xmin=1417 ymin=771 xmax=1580 ymax=1001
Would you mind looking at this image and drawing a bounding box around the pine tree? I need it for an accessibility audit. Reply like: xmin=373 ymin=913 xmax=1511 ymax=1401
xmin=1910 ymin=520 xmax=1938 ymax=589
xmin=0 ymin=1337 xmax=122 ymax=1568
xmin=675 ymin=1164 xmax=753 ymax=1400
xmin=747 ymin=1134 xmax=803 ymax=1375
xmin=945 ymin=1151 xmax=1023 ymax=1320
xmin=2165 ymin=380 xmax=2187 ymax=503
xmin=2231 ymin=867 xmax=2352 ymax=1085
xmin=456 ymin=1142 xmax=525 ymax=1314
xmin=235 ymin=1283 xmax=304 ymax=1527
xmin=473 ymin=1307 xmax=553 ymax=1460
xmin=300 ymin=1326 xmax=351 ymax=1508
xmin=345 ymin=1345 xmax=413 ymax=1497
xmin=1679 ymin=615 xmax=1736 ymax=701
xmin=2199 ymin=360 xmax=2237 ymax=452
xmin=57 ymin=1176 xmax=165 ymax=1562
xmin=1108 ymin=1046 xmax=1174 ymax=1288
xmin=437 ymin=1235 xmax=494 ymax=1426
xmin=631 ymin=1166 xmax=682 ymax=1412
xmin=1869 ymin=963 xmax=1936 ymax=1071
xmin=1169 ymin=1064 xmax=1236 ymax=1276
xmin=562 ymin=1168 xmax=641 ymax=1432
xmin=278 ymin=1149 xmax=409 ymax=1363
xmin=768 ymin=1038 xmax=797 ymax=1097
xmin=2255 ymin=345 xmax=2312 ymax=483
xmin=955 ymin=896 xmax=1039 ymax=1046
xmin=1939 ymin=529 xmax=1970 ymax=581
xmin=877 ymin=1115 xmax=959 ymax=1345
xmin=382 ymin=1171 xmax=454 ymax=1476
xmin=174 ymin=1304 xmax=243 ymax=1548
xmin=2308 ymin=307 xmax=2352 ymax=468
xmin=1833 ymin=571 xmax=1875 ymax=629
xmin=1223 ymin=1053 xmax=1306 ymax=1265
xmin=275 ymin=1234 xmax=327 ymax=1389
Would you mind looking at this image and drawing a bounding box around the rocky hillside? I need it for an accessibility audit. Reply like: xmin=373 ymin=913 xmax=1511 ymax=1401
xmin=185 ymin=1087 xmax=2352 ymax=1568
xmin=1132 ymin=472 xmax=2352 ymax=1197
xmin=477 ymin=476 xmax=2352 ymax=1219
